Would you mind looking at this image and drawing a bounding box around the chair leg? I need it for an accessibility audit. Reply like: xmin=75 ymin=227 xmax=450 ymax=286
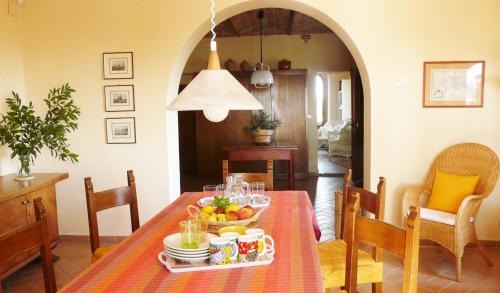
xmin=372 ymin=282 xmax=382 ymax=293
xmin=455 ymin=256 xmax=462 ymax=282
xmin=474 ymin=241 xmax=493 ymax=267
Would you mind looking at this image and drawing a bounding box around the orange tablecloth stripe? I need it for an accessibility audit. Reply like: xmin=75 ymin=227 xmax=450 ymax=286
xmin=60 ymin=191 xmax=324 ymax=292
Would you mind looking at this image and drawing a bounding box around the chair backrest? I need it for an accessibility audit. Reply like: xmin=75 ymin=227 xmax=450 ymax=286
xmin=222 ymin=160 xmax=273 ymax=191
xmin=339 ymin=169 xmax=386 ymax=239
xmin=0 ymin=198 xmax=56 ymax=293
xmin=343 ymin=192 xmax=420 ymax=293
xmin=423 ymin=143 xmax=499 ymax=196
xmin=84 ymin=170 xmax=139 ymax=253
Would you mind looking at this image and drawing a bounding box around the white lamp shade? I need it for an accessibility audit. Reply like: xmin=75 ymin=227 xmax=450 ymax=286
xmin=167 ymin=69 xmax=263 ymax=111
xmin=251 ymin=66 xmax=274 ymax=87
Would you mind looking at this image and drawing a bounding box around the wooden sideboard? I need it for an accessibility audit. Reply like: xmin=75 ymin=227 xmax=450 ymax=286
xmin=0 ymin=173 xmax=68 ymax=278
xmin=223 ymin=143 xmax=298 ymax=189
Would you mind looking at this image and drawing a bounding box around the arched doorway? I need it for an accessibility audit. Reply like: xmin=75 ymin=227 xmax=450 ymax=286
xmin=165 ymin=0 xmax=371 ymax=200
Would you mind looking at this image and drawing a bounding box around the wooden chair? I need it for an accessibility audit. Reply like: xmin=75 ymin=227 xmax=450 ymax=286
xmin=402 ymin=143 xmax=499 ymax=281
xmin=318 ymin=169 xmax=386 ymax=292
xmin=222 ymin=160 xmax=273 ymax=190
xmin=0 ymin=198 xmax=56 ymax=293
xmin=342 ymin=192 xmax=420 ymax=293
xmin=84 ymin=170 xmax=139 ymax=263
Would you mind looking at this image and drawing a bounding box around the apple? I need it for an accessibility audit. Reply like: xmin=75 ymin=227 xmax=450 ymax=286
xmin=226 ymin=211 xmax=239 ymax=221
xmin=214 ymin=207 xmax=225 ymax=214
xmin=237 ymin=206 xmax=254 ymax=220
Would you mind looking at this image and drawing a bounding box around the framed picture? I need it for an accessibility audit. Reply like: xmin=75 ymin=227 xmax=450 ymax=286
xmin=103 ymin=52 xmax=134 ymax=79
xmin=105 ymin=117 xmax=136 ymax=144
xmin=104 ymin=85 xmax=135 ymax=112
xmin=423 ymin=61 xmax=485 ymax=108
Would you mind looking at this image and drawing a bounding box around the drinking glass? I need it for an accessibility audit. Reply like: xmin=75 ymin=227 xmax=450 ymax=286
xmin=203 ymin=184 xmax=217 ymax=197
xmin=190 ymin=213 xmax=208 ymax=243
xmin=179 ymin=220 xmax=201 ymax=249
xmin=251 ymin=182 xmax=266 ymax=205
xmin=251 ymin=182 xmax=265 ymax=196
xmin=216 ymin=184 xmax=226 ymax=197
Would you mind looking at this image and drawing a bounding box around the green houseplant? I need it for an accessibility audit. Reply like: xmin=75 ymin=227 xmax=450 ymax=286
xmin=0 ymin=84 xmax=80 ymax=180
xmin=244 ymin=110 xmax=282 ymax=145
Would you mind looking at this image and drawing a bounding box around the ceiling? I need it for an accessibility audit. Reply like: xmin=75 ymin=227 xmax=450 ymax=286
xmin=207 ymin=8 xmax=332 ymax=38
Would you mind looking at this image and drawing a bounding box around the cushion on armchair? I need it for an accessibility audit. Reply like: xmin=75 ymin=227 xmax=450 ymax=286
xmin=427 ymin=171 xmax=479 ymax=213
xmin=420 ymin=207 xmax=474 ymax=226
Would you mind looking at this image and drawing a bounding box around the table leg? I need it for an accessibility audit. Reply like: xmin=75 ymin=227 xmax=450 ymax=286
xmin=289 ymin=155 xmax=295 ymax=190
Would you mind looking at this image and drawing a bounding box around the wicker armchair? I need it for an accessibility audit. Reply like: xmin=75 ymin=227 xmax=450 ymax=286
xmin=402 ymin=143 xmax=499 ymax=281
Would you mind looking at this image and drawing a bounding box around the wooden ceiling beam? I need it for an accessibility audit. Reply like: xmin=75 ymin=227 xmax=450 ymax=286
xmin=225 ymin=19 xmax=241 ymax=37
xmin=287 ymin=10 xmax=296 ymax=35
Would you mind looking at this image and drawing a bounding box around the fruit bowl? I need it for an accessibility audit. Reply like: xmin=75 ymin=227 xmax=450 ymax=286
xmin=188 ymin=205 xmax=266 ymax=234
xmin=217 ymin=225 xmax=249 ymax=235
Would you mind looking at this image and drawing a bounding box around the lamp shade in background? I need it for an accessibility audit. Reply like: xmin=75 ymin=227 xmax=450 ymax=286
xmin=251 ymin=63 xmax=274 ymax=88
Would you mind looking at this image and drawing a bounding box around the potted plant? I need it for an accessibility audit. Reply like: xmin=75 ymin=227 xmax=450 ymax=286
xmin=0 ymin=84 xmax=80 ymax=180
xmin=244 ymin=110 xmax=282 ymax=145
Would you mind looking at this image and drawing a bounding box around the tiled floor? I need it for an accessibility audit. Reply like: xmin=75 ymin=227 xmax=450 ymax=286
xmin=2 ymin=176 xmax=500 ymax=292
xmin=318 ymin=149 xmax=346 ymax=175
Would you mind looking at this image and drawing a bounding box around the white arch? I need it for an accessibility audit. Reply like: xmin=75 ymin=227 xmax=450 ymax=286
xmin=165 ymin=0 xmax=372 ymax=199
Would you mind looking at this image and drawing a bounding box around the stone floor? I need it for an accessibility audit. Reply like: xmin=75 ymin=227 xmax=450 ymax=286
xmin=2 ymin=176 xmax=500 ymax=292
xmin=318 ymin=149 xmax=347 ymax=175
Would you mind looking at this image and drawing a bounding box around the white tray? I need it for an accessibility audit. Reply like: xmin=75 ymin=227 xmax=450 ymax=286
xmin=158 ymin=251 xmax=274 ymax=273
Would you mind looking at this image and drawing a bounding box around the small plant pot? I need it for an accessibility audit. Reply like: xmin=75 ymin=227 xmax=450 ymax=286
xmin=252 ymin=129 xmax=274 ymax=145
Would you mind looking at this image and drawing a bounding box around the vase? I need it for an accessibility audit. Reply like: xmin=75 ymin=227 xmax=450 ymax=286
xmin=16 ymin=155 xmax=34 ymax=181
xmin=252 ymin=129 xmax=274 ymax=145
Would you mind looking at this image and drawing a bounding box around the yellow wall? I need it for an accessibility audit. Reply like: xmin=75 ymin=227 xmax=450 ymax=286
xmin=2 ymin=0 xmax=500 ymax=239
xmin=0 ymin=0 xmax=25 ymax=175
xmin=183 ymin=34 xmax=355 ymax=173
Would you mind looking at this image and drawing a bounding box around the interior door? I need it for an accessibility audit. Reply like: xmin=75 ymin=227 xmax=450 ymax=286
xmin=350 ymin=67 xmax=364 ymax=187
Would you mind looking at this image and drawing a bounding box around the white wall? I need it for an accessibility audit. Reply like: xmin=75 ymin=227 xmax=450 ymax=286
xmin=2 ymin=0 xmax=500 ymax=240
xmin=0 ymin=0 xmax=25 ymax=175
xmin=326 ymin=71 xmax=350 ymax=122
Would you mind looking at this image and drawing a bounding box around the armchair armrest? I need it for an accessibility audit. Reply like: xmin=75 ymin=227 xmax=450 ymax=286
xmin=402 ymin=186 xmax=429 ymax=222
xmin=456 ymin=194 xmax=486 ymax=227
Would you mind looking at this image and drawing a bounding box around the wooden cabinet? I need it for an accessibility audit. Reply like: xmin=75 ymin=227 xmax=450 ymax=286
xmin=187 ymin=69 xmax=307 ymax=180
xmin=0 ymin=173 xmax=68 ymax=278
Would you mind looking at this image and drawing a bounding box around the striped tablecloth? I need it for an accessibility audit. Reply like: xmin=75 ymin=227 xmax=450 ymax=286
xmin=61 ymin=191 xmax=324 ymax=292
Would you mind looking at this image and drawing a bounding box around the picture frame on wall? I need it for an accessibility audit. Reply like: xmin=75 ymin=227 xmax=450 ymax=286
xmin=103 ymin=52 xmax=134 ymax=79
xmin=423 ymin=61 xmax=485 ymax=108
xmin=105 ymin=117 xmax=136 ymax=144
xmin=104 ymin=85 xmax=135 ymax=112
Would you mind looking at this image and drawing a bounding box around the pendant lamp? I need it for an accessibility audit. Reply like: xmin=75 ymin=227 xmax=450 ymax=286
xmin=167 ymin=0 xmax=263 ymax=122
xmin=250 ymin=10 xmax=274 ymax=88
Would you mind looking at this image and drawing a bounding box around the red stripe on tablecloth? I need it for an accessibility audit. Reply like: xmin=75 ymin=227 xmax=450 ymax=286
xmin=260 ymin=191 xmax=293 ymax=292
xmin=298 ymin=192 xmax=324 ymax=291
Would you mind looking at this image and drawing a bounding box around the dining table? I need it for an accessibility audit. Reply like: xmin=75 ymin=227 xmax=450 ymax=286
xmin=60 ymin=191 xmax=324 ymax=292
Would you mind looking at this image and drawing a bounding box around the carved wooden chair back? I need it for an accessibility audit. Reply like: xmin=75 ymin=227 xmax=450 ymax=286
xmin=343 ymin=192 xmax=420 ymax=293
xmin=84 ymin=170 xmax=139 ymax=253
xmin=222 ymin=160 xmax=273 ymax=191
xmin=339 ymin=169 xmax=386 ymax=263
xmin=0 ymin=198 xmax=56 ymax=293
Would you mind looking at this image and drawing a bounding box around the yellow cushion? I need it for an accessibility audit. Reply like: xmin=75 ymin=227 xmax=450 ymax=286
xmin=427 ymin=170 xmax=479 ymax=213
xmin=318 ymin=239 xmax=383 ymax=288
xmin=91 ymin=245 xmax=116 ymax=263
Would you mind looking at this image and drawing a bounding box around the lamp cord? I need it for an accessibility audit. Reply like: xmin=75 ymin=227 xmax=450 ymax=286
xmin=210 ymin=0 xmax=217 ymax=49
xmin=259 ymin=10 xmax=263 ymax=64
